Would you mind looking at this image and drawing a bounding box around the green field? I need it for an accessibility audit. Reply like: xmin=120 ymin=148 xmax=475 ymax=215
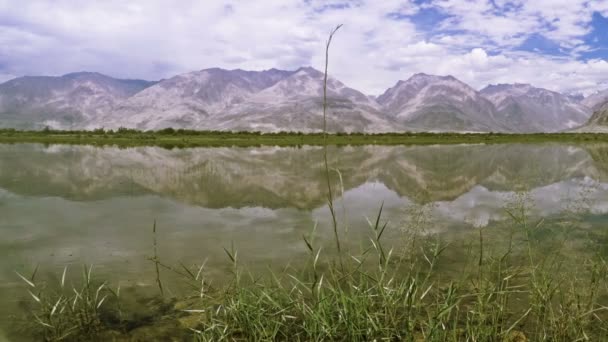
xmin=1 ymin=128 xmax=608 ymax=147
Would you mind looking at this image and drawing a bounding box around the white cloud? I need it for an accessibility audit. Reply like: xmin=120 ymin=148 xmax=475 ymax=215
xmin=430 ymin=0 xmax=596 ymax=49
xmin=0 ymin=0 xmax=607 ymax=95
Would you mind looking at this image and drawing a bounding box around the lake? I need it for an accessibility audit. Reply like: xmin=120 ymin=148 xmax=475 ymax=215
xmin=1 ymin=142 xmax=608 ymax=339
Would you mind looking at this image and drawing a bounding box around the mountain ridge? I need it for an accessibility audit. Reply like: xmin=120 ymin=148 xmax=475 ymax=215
xmin=378 ymin=73 xmax=508 ymax=132
xmin=0 ymin=72 xmax=155 ymax=129
xmin=480 ymin=83 xmax=591 ymax=132
xmin=0 ymin=68 xmax=601 ymax=133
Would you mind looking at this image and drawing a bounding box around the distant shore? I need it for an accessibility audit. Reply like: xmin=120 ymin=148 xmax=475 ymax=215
xmin=1 ymin=128 xmax=608 ymax=147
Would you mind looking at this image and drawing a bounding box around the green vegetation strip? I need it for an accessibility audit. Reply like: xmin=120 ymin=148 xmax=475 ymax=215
xmin=1 ymin=128 xmax=608 ymax=147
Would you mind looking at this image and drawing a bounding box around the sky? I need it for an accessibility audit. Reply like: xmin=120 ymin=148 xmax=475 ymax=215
xmin=1 ymin=0 xmax=608 ymax=95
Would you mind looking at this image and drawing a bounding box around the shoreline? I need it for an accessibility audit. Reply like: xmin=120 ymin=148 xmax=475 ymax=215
xmin=1 ymin=130 xmax=608 ymax=147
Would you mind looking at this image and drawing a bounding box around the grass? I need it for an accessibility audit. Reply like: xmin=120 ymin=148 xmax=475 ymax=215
xmin=13 ymin=201 xmax=608 ymax=341
xmin=187 ymin=199 xmax=608 ymax=341
xmin=2 ymin=128 xmax=608 ymax=148
xmin=14 ymin=265 xmax=121 ymax=341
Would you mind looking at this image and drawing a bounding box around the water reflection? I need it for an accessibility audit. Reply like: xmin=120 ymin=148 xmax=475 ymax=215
xmin=0 ymin=143 xmax=605 ymax=208
xmin=1 ymin=142 xmax=608 ymax=335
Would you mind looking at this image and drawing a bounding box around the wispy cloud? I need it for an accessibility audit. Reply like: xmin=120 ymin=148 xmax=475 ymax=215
xmin=0 ymin=0 xmax=606 ymax=94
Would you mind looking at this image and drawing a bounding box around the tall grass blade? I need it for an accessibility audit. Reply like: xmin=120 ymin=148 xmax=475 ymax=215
xmin=61 ymin=266 xmax=68 ymax=289
xmin=15 ymin=271 xmax=36 ymax=288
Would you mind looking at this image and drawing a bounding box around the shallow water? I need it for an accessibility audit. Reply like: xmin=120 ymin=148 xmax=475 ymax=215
xmin=1 ymin=142 xmax=608 ymax=338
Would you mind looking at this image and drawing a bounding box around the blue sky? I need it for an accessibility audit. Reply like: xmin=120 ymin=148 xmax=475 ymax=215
xmin=0 ymin=0 xmax=607 ymax=95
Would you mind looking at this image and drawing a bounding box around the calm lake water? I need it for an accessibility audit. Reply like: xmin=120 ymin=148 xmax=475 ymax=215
xmin=1 ymin=142 xmax=608 ymax=338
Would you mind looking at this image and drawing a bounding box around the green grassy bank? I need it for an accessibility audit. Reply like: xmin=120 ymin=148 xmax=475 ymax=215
xmin=1 ymin=128 xmax=608 ymax=148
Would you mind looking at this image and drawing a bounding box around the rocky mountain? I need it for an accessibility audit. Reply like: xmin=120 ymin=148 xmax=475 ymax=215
xmin=577 ymin=101 xmax=608 ymax=132
xmin=213 ymin=67 xmax=393 ymax=132
xmin=480 ymin=83 xmax=591 ymax=132
xmin=101 ymin=68 xmax=295 ymax=130
xmin=590 ymin=101 xmax=608 ymax=124
xmin=377 ymin=73 xmax=508 ymax=132
xmin=0 ymin=68 xmax=606 ymax=133
xmin=101 ymin=67 xmax=394 ymax=132
xmin=582 ymin=89 xmax=608 ymax=111
xmin=566 ymin=93 xmax=585 ymax=103
xmin=0 ymin=72 xmax=155 ymax=129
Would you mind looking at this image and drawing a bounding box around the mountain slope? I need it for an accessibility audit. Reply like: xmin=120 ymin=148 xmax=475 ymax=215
xmin=0 ymin=72 xmax=155 ymax=129
xmin=574 ymin=98 xmax=608 ymax=132
xmin=102 ymin=67 xmax=394 ymax=132
xmin=101 ymin=68 xmax=295 ymax=130
xmin=582 ymin=89 xmax=608 ymax=111
xmin=0 ymin=68 xmax=605 ymax=133
xmin=377 ymin=73 xmax=507 ymax=132
xmin=213 ymin=67 xmax=394 ymax=132
xmin=480 ymin=83 xmax=591 ymax=132
xmin=585 ymin=101 xmax=608 ymax=128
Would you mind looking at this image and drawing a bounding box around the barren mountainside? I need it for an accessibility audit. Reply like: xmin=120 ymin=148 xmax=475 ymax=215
xmin=0 ymin=72 xmax=155 ymax=129
xmin=586 ymin=101 xmax=608 ymax=126
xmin=0 ymin=68 xmax=600 ymax=133
xmin=480 ymin=83 xmax=591 ymax=132
xmin=100 ymin=68 xmax=295 ymax=130
xmin=213 ymin=67 xmax=394 ymax=132
xmin=378 ymin=73 xmax=509 ymax=132
xmin=582 ymin=89 xmax=608 ymax=111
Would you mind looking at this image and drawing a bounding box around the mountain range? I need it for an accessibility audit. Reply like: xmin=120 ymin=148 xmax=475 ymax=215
xmin=0 ymin=67 xmax=607 ymax=133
